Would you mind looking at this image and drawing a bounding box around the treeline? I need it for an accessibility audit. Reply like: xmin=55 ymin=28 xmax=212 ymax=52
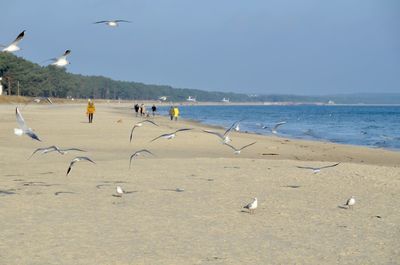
xmin=0 ymin=53 xmax=255 ymax=101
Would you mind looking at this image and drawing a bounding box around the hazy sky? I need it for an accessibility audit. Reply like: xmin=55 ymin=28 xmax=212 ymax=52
xmin=1 ymin=0 xmax=399 ymax=95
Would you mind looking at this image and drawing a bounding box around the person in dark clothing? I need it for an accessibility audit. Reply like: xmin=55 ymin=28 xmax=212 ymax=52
xmin=134 ymin=104 xmax=139 ymax=117
xmin=151 ymin=105 xmax=157 ymax=116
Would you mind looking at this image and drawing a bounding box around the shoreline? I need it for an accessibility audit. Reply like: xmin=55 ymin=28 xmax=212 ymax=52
xmin=2 ymin=95 xmax=400 ymax=106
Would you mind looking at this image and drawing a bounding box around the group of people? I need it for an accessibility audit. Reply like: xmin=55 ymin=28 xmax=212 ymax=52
xmin=169 ymin=106 xmax=180 ymax=121
xmin=85 ymin=100 xmax=180 ymax=123
xmin=134 ymin=103 xmax=157 ymax=117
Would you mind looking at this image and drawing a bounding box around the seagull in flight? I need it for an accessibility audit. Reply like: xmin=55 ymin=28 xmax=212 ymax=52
xmin=224 ymin=141 xmax=256 ymax=155
xmin=130 ymin=120 xmax=158 ymax=142
xmin=297 ymin=163 xmax=340 ymax=174
xmin=29 ymin=146 xmax=86 ymax=159
xmin=44 ymin=50 xmax=71 ymax=67
xmin=94 ymin=20 xmax=131 ymax=27
xmin=14 ymin=107 xmax=41 ymax=141
xmin=66 ymin=156 xmax=95 ymax=176
xmin=129 ymin=149 xmax=155 ymax=168
xmin=262 ymin=121 xmax=287 ymax=134
xmin=344 ymin=196 xmax=356 ymax=209
xmin=150 ymin=128 xmax=193 ymax=142
xmin=1 ymin=30 xmax=25 ymax=53
xmin=203 ymin=120 xmax=242 ymax=144
xmin=243 ymin=197 xmax=258 ymax=214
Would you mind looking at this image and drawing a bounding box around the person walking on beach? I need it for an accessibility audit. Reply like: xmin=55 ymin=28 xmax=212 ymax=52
xmin=169 ymin=106 xmax=174 ymax=121
xmin=134 ymin=104 xmax=139 ymax=117
xmin=86 ymin=99 xmax=96 ymax=123
xmin=140 ymin=104 xmax=146 ymax=117
xmin=173 ymin=106 xmax=179 ymax=121
xmin=151 ymin=104 xmax=157 ymax=116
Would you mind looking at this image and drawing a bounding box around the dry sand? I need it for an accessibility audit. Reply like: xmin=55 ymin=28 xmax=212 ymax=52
xmin=0 ymin=103 xmax=399 ymax=264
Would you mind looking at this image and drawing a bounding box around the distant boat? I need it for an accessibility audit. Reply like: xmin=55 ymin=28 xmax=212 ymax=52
xmin=187 ymin=96 xmax=196 ymax=102
xmin=158 ymin=96 xmax=167 ymax=101
xmin=221 ymin=98 xmax=230 ymax=103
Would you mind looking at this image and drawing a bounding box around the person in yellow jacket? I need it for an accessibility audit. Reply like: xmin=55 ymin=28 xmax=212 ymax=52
xmin=173 ymin=106 xmax=179 ymax=121
xmin=86 ymin=99 xmax=96 ymax=123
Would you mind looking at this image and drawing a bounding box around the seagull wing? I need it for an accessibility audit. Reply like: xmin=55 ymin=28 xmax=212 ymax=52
xmin=15 ymin=107 xmax=28 ymax=130
xmin=94 ymin=20 xmax=109 ymax=24
xmin=319 ymin=163 xmax=340 ymax=169
xmin=272 ymin=121 xmax=287 ymax=131
xmin=174 ymin=128 xmax=193 ymax=134
xmin=76 ymin=156 xmax=96 ymax=164
xmin=223 ymin=143 xmax=238 ymax=152
xmin=224 ymin=119 xmax=244 ymax=137
xmin=150 ymin=133 xmax=171 ymax=142
xmin=61 ymin=148 xmax=86 ymax=152
xmin=238 ymin=141 xmax=257 ymax=151
xmin=63 ymin=50 xmax=71 ymax=56
xmin=141 ymin=120 xmax=159 ymax=126
xmin=115 ymin=20 xmax=132 ymax=23
xmin=129 ymin=125 xmax=138 ymax=142
xmin=296 ymin=166 xmax=316 ymax=170
xmin=129 ymin=149 xmax=154 ymax=168
xmin=29 ymin=146 xmax=53 ymax=159
xmin=137 ymin=149 xmax=155 ymax=156
xmin=11 ymin=30 xmax=25 ymax=45
xmin=25 ymin=130 xmax=41 ymax=141
xmin=202 ymin=130 xmax=224 ymax=139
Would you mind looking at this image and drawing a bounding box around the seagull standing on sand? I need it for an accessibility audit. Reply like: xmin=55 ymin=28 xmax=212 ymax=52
xmin=224 ymin=141 xmax=256 ymax=155
xmin=45 ymin=50 xmax=71 ymax=67
xmin=345 ymin=196 xmax=356 ymax=209
xmin=243 ymin=198 xmax=258 ymax=214
xmin=1 ymin=30 xmax=25 ymax=53
xmin=130 ymin=120 xmax=158 ymax=142
xmin=150 ymin=128 xmax=193 ymax=142
xmin=296 ymin=163 xmax=340 ymax=174
xmin=203 ymin=120 xmax=242 ymax=144
xmin=14 ymin=107 xmax=41 ymax=141
xmin=94 ymin=20 xmax=131 ymax=27
xmin=116 ymin=186 xmax=125 ymax=197
xmin=66 ymin=156 xmax=95 ymax=176
xmin=129 ymin=149 xmax=155 ymax=168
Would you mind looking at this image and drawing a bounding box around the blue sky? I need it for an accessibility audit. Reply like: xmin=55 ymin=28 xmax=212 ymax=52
xmin=1 ymin=0 xmax=399 ymax=95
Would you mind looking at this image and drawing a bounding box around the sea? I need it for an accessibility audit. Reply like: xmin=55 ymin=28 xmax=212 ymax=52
xmin=157 ymin=105 xmax=400 ymax=150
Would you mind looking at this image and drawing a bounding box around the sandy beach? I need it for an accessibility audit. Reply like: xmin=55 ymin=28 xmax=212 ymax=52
xmin=0 ymin=103 xmax=399 ymax=264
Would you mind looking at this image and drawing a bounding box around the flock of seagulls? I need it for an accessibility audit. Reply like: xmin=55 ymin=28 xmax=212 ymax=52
xmin=12 ymin=102 xmax=355 ymax=214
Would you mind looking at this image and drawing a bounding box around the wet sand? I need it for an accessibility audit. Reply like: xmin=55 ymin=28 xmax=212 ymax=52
xmin=0 ymin=103 xmax=399 ymax=264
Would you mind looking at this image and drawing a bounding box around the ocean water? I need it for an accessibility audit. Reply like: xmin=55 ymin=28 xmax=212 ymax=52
xmin=158 ymin=105 xmax=400 ymax=150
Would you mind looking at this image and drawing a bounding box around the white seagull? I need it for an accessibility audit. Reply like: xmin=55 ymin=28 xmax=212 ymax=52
xmin=45 ymin=50 xmax=71 ymax=67
xmin=345 ymin=196 xmax=356 ymax=209
xmin=129 ymin=120 xmax=159 ymax=142
xmin=129 ymin=149 xmax=155 ymax=168
xmin=1 ymin=30 xmax=25 ymax=53
xmin=14 ymin=107 xmax=41 ymax=141
xmin=262 ymin=121 xmax=287 ymax=134
xmin=150 ymin=128 xmax=193 ymax=142
xmin=94 ymin=20 xmax=132 ymax=27
xmin=203 ymin=120 xmax=242 ymax=144
xmin=116 ymin=186 xmax=125 ymax=197
xmin=29 ymin=146 xmax=86 ymax=159
xmin=243 ymin=197 xmax=258 ymax=214
xmin=66 ymin=156 xmax=95 ymax=176
xmin=297 ymin=163 xmax=340 ymax=174
xmin=224 ymin=141 xmax=256 ymax=155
